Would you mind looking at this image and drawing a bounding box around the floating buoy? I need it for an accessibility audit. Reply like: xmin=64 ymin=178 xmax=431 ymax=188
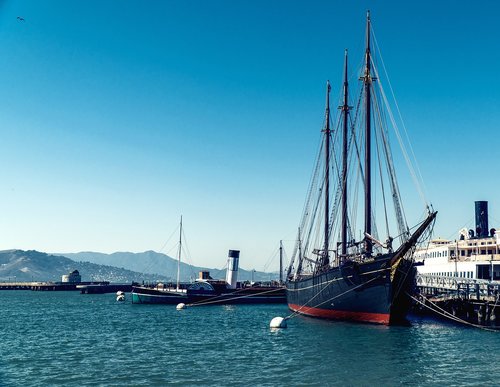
xmin=116 ymin=290 xmax=124 ymax=296
xmin=116 ymin=294 xmax=125 ymax=302
xmin=270 ymin=316 xmax=287 ymax=329
xmin=176 ymin=303 xmax=186 ymax=310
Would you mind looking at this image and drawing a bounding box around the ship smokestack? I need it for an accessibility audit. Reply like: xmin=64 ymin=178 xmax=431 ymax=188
xmin=225 ymin=250 xmax=240 ymax=289
xmin=475 ymin=201 xmax=489 ymax=238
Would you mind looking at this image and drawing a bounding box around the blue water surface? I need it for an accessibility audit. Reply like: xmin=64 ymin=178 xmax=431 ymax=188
xmin=0 ymin=291 xmax=498 ymax=386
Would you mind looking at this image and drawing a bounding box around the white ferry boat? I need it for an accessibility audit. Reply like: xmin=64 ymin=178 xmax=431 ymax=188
xmin=415 ymin=201 xmax=500 ymax=281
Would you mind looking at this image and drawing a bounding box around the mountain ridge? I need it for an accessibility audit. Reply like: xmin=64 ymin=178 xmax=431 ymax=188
xmin=0 ymin=249 xmax=277 ymax=283
xmin=60 ymin=250 xmax=277 ymax=282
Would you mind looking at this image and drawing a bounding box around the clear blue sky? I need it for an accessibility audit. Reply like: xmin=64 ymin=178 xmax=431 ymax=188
xmin=0 ymin=0 xmax=499 ymax=271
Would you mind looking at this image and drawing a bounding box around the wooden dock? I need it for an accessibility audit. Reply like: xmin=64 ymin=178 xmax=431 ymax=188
xmin=415 ymin=274 xmax=499 ymax=327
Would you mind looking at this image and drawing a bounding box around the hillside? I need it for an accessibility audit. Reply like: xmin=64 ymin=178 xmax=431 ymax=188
xmin=0 ymin=249 xmax=278 ymax=283
xmin=0 ymin=250 xmax=169 ymax=283
xmin=60 ymin=251 xmax=278 ymax=282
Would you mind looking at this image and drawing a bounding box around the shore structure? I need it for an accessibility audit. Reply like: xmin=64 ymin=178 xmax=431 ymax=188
xmin=414 ymin=201 xmax=499 ymax=327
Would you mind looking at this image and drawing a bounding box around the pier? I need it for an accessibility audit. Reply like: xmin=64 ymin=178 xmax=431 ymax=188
xmin=0 ymin=281 xmax=113 ymax=291
xmin=77 ymin=283 xmax=135 ymax=294
xmin=0 ymin=282 xmax=43 ymax=290
xmin=415 ymin=274 xmax=499 ymax=327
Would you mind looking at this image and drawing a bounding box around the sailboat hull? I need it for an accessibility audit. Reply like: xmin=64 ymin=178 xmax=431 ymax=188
xmin=132 ymin=285 xmax=287 ymax=305
xmin=132 ymin=286 xmax=189 ymax=304
xmin=286 ymin=255 xmax=415 ymax=325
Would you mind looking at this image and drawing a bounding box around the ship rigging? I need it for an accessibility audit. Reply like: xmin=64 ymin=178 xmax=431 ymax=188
xmin=285 ymin=11 xmax=437 ymax=325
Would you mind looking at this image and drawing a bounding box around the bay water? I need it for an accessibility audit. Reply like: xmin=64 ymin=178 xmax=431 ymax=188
xmin=1 ymin=291 xmax=498 ymax=386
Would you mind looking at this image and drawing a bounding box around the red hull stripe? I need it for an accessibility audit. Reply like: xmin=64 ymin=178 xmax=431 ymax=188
xmin=288 ymin=303 xmax=390 ymax=325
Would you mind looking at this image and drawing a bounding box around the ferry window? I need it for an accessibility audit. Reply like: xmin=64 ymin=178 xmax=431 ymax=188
xmin=461 ymin=250 xmax=465 ymax=256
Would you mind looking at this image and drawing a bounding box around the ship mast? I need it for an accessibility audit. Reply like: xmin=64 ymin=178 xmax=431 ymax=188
xmin=279 ymin=240 xmax=283 ymax=284
xmin=322 ymin=80 xmax=331 ymax=267
xmin=176 ymin=216 xmax=182 ymax=291
xmin=341 ymin=49 xmax=349 ymax=258
xmin=363 ymin=11 xmax=373 ymax=257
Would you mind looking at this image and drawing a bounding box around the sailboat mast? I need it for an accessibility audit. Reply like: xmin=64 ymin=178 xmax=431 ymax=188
xmin=176 ymin=216 xmax=182 ymax=291
xmin=363 ymin=11 xmax=373 ymax=257
xmin=341 ymin=49 xmax=349 ymax=258
xmin=279 ymin=240 xmax=283 ymax=283
xmin=323 ymin=80 xmax=331 ymax=267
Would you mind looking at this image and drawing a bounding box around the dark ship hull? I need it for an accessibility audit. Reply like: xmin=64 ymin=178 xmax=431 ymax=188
xmin=132 ymin=284 xmax=286 ymax=305
xmin=286 ymin=254 xmax=416 ymax=325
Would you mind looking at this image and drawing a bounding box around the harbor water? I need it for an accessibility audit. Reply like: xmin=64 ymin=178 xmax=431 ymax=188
xmin=1 ymin=291 xmax=499 ymax=386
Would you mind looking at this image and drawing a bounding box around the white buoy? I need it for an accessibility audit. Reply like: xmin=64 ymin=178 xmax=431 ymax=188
xmin=176 ymin=303 xmax=186 ymax=310
xmin=116 ymin=290 xmax=124 ymax=296
xmin=116 ymin=294 xmax=125 ymax=302
xmin=270 ymin=316 xmax=287 ymax=329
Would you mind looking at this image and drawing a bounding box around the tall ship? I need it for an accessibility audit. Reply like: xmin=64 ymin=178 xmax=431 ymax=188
xmin=286 ymin=12 xmax=437 ymax=325
xmin=415 ymin=201 xmax=500 ymax=281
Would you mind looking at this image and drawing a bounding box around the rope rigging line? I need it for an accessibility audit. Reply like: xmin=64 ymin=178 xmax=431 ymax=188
xmin=373 ymin=112 xmax=391 ymax=240
xmin=370 ymin=57 xmax=428 ymax=210
xmin=186 ymin=287 xmax=284 ymax=307
xmin=291 ymin=135 xmax=325 ymax=277
xmin=371 ymin=27 xmax=429 ymax=209
xmin=180 ymin=228 xmax=198 ymax=280
xmin=408 ymin=292 xmax=500 ymax=333
xmin=371 ymin=78 xmax=408 ymax=240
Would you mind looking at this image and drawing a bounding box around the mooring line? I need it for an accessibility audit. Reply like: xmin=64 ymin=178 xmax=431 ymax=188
xmin=408 ymin=293 xmax=499 ymax=333
xmin=186 ymin=287 xmax=283 ymax=307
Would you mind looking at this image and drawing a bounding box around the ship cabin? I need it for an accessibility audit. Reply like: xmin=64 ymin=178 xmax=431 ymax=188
xmin=415 ymin=232 xmax=500 ymax=281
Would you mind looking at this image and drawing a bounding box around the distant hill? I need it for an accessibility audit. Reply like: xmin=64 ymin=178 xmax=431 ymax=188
xmin=60 ymin=251 xmax=278 ymax=282
xmin=0 ymin=250 xmax=168 ymax=283
xmin=0 ymin=249 xmax=278 ymax=283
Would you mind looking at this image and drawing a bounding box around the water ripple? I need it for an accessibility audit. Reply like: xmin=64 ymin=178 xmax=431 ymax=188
xmin=0 ymin=291 xmax=499 ymax=386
